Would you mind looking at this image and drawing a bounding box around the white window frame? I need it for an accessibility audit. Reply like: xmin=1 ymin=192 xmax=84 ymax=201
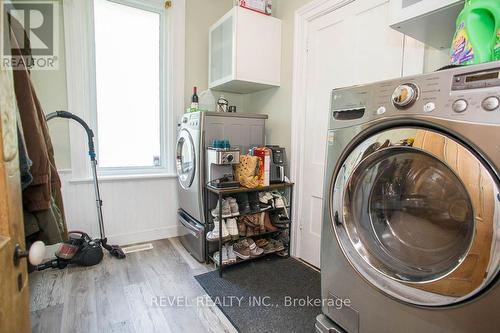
xmin=63 ymin=0 xmax=185 ymax=179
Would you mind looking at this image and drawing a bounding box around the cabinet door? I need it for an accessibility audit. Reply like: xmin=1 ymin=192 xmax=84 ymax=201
xmin=209 ymin=12 xmax=234 ymax=86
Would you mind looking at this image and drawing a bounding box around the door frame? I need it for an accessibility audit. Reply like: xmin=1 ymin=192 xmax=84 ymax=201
xmin=289 ymin=0 xmax=425 ymax=262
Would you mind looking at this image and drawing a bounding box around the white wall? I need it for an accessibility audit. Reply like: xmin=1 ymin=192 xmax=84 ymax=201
xmin=423 ymin=45 xmax=451 ymax=73
xmin=244 ymin=0 xmax=311 ymax=154
xmin=184 ymin=0 xmax=249 ymax=114
xmin=59 ymin=172 xmax=179 ymax=245
xmin=30 ymin=0 xmax=71 ymax=169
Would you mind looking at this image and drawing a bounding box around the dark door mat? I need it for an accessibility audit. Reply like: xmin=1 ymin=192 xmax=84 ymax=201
xmin=195 ymin=256 xmax=321 ymax=333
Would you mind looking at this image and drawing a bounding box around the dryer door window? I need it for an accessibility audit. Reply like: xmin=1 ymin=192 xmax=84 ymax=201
xmin=176 ymin=129 xmax=196 ymax=189
xmin=331 ymin=127 xmax=500 ymax=306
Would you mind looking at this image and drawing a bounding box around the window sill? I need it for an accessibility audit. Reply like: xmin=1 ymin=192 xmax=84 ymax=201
xmin=69 ymin=173 xmax=177 ymax=184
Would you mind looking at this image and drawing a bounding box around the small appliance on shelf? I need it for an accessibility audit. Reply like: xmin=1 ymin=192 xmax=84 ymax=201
xmin=206 ymin=141 xmax=241 ymax=189
xmin=266 ymin=145 xmax=287 ymax=183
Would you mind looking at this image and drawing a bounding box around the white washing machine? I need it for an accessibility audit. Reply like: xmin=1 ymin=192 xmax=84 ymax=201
xmin=317 ymin=62 xmax=500 ymax=332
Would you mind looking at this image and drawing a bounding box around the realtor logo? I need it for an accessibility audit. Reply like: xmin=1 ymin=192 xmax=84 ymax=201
xmin=2 ymin=1 xmax=59 ymax=70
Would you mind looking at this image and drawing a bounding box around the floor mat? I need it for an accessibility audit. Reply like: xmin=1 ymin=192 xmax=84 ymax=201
xmin=195 ymin=256 xmax=321 ymax=333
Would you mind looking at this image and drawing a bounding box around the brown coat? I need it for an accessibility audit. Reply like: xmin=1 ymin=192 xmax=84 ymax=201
xmin=9 ymin=15 xmax=64 ymax=215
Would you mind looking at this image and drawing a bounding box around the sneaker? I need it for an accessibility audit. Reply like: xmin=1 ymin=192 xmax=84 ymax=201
xmin=227 ymin=197 xmax=239 ymax=216
xmin=221 ymin=219 xmax=230 ymax=238
xmin=213 ymin=251 xmax=221 ymax=264
xmin=271 ymin=239 xmax=285 ymax=252
xmin=211 ymin=199 xmax=232 ymax=218
xmin=226 ymin=218 xmax=239 ymax=240
xmin=227 ymin=245 xmax=237 ymax=263
xmin=272 ymin=191 xmax=287 ymax=209
xmin=247 ymin=239 xmax=263 ymax=257
xmin=222 ymin=246 xmax=229 ymax=265
xmin=245 ymin=238 xmax=257 ymax=251
xmin=206 ymin=217 xmax=230 ymax=241
xmin=263 ymin=242 xmax=275 ymax=254
xmin=236 ymin=193 xmax=251 ymax=214
xmin=233 ymin=240 xmax=251 ymax=260
xmin=270 ymin=211 xmax=290 ymax=227
xmin=259 ymin=192 xmax=274 ymax=205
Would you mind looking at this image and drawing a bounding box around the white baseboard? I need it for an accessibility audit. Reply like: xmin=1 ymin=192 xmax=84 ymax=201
xmin=107 ymin=225 xmax=182 ymax=246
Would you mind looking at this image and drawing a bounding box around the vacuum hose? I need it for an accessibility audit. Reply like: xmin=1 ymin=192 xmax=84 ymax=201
xmin=46 ymin=111 xmax=97 ymax=161
xmin=45 ymin=111 xmax=125 ymax=260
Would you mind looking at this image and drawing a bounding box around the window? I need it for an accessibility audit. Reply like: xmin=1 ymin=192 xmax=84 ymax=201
xmin=63 ymin=0 xmax=184 ymax=178
xmin=93 ymin=0 xmax=163 ymax=169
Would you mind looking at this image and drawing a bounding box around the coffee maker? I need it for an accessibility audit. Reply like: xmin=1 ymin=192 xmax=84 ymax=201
xmin=206 ymin=148 xmax=241 ymax=189
xmin=266 ymin=145 xmax=287 ymax=183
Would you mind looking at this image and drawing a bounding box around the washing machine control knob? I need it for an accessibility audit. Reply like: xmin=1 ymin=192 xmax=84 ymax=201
xmin=482 ymin=96 xmax=500 ymax=111
xmin=452 ymin=99 xmax=468 ymax=113
xmin=392 ymin=83 xmax=418 ymax=109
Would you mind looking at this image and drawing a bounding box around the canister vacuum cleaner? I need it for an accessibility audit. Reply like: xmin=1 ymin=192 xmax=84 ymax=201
xmin=37 ymin=111 xmax=125 ymax=270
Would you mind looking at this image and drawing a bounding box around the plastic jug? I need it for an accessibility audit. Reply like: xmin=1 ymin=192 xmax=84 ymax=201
xmin=198 ymin=89 xmax=216 ymax=112
xmin=451 ymin=0 xmax=500 ymax=65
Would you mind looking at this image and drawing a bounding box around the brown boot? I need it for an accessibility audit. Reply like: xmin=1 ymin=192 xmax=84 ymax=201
xmin=258 ymin=212 xmax=266 ymax=233
xmin=237 ymin=219 xmax=247 ymax=236
xmin=263 ymin=211 xmax=278 ymax=232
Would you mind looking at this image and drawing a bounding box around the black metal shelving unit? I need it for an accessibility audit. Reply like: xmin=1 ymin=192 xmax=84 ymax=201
xmin=204 ymin=183 xmax=294 ymax=276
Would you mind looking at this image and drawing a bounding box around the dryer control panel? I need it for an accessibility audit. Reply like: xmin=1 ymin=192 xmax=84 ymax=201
xmin=330 ymin=61 xmax=500 ymax=129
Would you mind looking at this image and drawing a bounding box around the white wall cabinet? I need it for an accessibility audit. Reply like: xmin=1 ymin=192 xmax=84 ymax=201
xmin=209 ymin=6 xmax=281 ymax=94
xmin=390 ymin=0 xmax=464 ymax=49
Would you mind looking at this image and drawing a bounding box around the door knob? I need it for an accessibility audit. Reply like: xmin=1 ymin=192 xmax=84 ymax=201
xmin=13 ymin=241 xmax=46 ymax=266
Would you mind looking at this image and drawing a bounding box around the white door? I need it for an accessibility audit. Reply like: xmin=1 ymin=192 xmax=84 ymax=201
xmin=296 ymin=0 xmax=423 ymax=268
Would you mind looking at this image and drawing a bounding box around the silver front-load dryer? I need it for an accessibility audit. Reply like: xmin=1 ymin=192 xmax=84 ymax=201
xmin=176 ymin=112 xmax=203 ymax=222
xmin=318 ymin=62 xmax=500 ymax=332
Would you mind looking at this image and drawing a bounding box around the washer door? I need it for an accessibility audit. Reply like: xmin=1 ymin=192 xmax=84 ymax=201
xmin=331 ymin=127 xmax=500 ymax=306
xmin=176 ymin=129 xmax=196 ymax=189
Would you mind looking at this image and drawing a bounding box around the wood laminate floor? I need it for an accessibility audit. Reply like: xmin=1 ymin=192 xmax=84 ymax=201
xmin=29 ymin=238 xmax=237 ymax=333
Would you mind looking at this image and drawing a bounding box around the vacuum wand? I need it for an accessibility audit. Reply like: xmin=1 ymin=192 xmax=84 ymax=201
xmin=46 ymin=111 xmax=125 ymax=259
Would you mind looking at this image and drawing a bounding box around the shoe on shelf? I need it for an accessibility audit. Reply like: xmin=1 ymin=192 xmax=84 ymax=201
xmin=237 ymin=219 xmax=247 ymax=236
xmin=248 ymin=191 xmax=261 ymax=212
xmin=259 ymin=192 xmax=274 ymax=206
xmin=233 ymin=240 xmax=251 ymax=260
xmin=263 ymin=212 xmax=279 ymax=232
xmin=227 ymin=197 xmax=240 ymax=216
xmin=258 ymin=212 xmax=266 ymax=233
xmin=271 ymin=239 xmax=285 ymax=252
xmin=213 ymin=251 xmax=221 ymax=265
xmin=227 ymin=245 xmax=237 ymax=263
xmin=247 ymin=239 xmax=264 ymax=257
xmin=272 ymin=191 xmax=288 ymax=212
xmin=245 ymin=238 xmax=256 ymax=250
xmin=246 ymin=226 xmax=255 ymax=237
xmin=222 ymin=246 xmax=229 ymax=265
xmin=206 ymin=217 xmax=230 ymax=241
xmin=277 ymin=230 xmax=290 ymax=246
xmin=263 ymin=242 xmax=275 ymax=254
xmin=211 ymin=199 xmax=233 ymax=218
xmin=270 ymin=211 xmax=290 ymax=227
xmin=236 ymin=193 xmax=251 ymax=214
xmin=255 ymin=238 xmax=269 ymax=248
xmin=226 ymin=218 xmax=239 ymax=240
xmin=275 ymin=250 xmax=287 ymax=257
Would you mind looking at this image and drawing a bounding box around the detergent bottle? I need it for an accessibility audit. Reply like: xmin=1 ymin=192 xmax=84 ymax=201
xmin=451 ymin=0 xmax=500 ymax=66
